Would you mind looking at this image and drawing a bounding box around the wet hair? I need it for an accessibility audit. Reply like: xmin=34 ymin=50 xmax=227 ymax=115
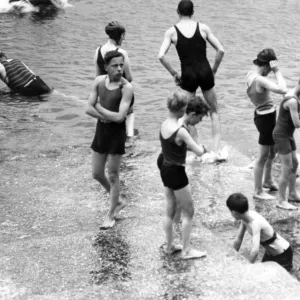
xmin=104 ymin=50 xmax=124 ymax=65
xmin=167 ymin=90 xmax=189 ymax=113
xmin=226 ymin=193 xmax=249 ymax=214
xmin=186 ymin=96 xmax=210 ymax=115
xmin=105 ymin=21 xmax=126 ymax=44
xmin=253 ymin=48 xmax=277 ymax=67
xmin=177 ymin=0 xmax=194 ymax=17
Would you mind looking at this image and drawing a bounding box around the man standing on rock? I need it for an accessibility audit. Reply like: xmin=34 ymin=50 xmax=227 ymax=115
xmin=86 ymin=50 xmax=133 ymax=229
xmin=158 ymin=0 xmax=225 ymax=157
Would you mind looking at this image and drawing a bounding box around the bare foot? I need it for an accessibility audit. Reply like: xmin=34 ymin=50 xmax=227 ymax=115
xmin=100 ymin=217 xmax=116 ymax=229
xmin=161 ymin=244 xmax=183 ymax=255
xmin=181 ymin=248 xmax=207 ymax=260
xmin=276 ymin=201 xmax=298 ymax=210
xmin=263 ymin=182 xmax=278 ymax=191
xmin=253 ymin=192 xmax=275 ymax=200
xmin=114 ymin=199 xmax=126 ymax=218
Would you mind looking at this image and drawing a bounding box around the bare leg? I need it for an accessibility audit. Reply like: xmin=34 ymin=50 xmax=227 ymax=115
xmin=163 ymin=187 xmax=181 ymax=253
xmin=100 ymin=154 xmax=124 ymax=228
xmin=175 ymin=185 xmax=206 ymax=259
xmin=277 ymin=153 xmax=297 ymax=210
xmin=202 ymin=88 xmax=221 ymax=152
xmin=288 ymin=151 xmax=300 ymax=202
xmin=254 ymin=145 xmax=275 ymax=200
xmin=263 ymin=146 xmax=278 ymax=190
xmin=92 ymin=151 xmax=110 ymax=193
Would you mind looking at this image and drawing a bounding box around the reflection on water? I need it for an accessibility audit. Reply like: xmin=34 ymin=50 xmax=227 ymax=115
xmin=91 ymin=229 xmax=131 ymax=284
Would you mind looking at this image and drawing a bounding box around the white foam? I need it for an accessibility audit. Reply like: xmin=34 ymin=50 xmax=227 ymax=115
xmin=0 ymin=0 xmax=72 ymax=14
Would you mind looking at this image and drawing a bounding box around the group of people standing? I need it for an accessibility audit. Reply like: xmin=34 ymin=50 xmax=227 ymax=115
xmin=86 ymin=0 xmax=299 ymax=267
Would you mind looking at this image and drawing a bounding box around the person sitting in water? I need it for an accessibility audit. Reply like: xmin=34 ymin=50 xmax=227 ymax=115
xmin=94 ymin=21 xmax=135 ymax=140
xmin=0 ymin=51 xmax=51 ymax=96
xmin=246 ymin=49 xmax=287 ymax=200
xmin=273 ymin=79 xmax=300 ymax=210
xmin=226 ymin=192 xmax=294 ymax=271
xmin=157 ymin=92 xmax=209 ymax=259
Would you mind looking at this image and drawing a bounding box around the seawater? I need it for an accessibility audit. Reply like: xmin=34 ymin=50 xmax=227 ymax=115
xmin=1 ymin=0 xmax=300 ymax=280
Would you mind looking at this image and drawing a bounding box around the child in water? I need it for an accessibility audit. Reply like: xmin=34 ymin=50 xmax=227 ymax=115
xmin=226 ymin=193 xmax=293 ymax=270
xmin=157 ymin=91 xmax=210 ymax=259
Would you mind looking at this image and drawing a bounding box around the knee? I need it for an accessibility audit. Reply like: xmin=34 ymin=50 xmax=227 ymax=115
xmin=107 ymin=170 xmax=119 ymax=184
xmin=182 ymin=203 xmax=194 ymax=218
xmin=257 ymin=153 xmax=268 ymax=165
xmin=92 ymin=170 xmax=105 ymax=182
xmin=268 ymin=148 xmax=276 ymax=160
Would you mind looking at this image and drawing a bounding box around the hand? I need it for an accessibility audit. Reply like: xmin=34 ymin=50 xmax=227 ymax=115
xmin=173 ymin=73 xmax=181 ymax=86
xmin=202 ymin=144 xmax=207 ymax=154
xmin=269 ymin=60 xmax=279 ymax=73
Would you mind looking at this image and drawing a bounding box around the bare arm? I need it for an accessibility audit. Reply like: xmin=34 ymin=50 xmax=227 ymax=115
xmin=158 ymin=28 xmax=181 ymax=84
xmin=94 ymin=48 xmax=101 ymax=77
xmin=177 ymin=128 xmax=206 ymax=156
xmin=85 ymin=76 xmax=106 ymax=119
xmin=233 ymin=222 xmax=246 ymax=252
xmin=119 ymin=49 xmax=133 ymax=82
xmin=249 ymin=222 xmax=261 ymax=263
xmin=204 ymin=24 xmax=225 ymax=75
xmin=256 ymin=61 xmax=287 ymax=94
xmin=285 ymin=98 xmax=300 ymax=128
xmin=0 ymin=63 xmax=6 ymax=83
xmin=95 ymin=82 xmax=133 ymax=123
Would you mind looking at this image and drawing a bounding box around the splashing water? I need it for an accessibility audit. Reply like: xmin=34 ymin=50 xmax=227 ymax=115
xmin=0 ymin=0 xmax=71 ymax=14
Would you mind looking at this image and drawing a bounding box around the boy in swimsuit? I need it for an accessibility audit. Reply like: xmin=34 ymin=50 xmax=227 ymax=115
xmin=157 ymin=91 xmax=210 ymax=259
xmin=226 ymin=193 xmax=293 ymax=271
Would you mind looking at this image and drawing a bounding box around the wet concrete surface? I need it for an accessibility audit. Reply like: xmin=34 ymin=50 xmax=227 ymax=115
xmin=2 ymin=140 xmax=300 ymax=299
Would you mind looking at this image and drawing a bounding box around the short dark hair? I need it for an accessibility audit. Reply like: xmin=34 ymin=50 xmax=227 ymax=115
xmin=104 ymin=50 xmax=124 ymax=65
xmin=177 ymin=0 xmax=194 ymax=17
xmin=186 ymin=96 xmax=210 ymax=115
xmin=253 ymin=48 xmax=277 ymax=67
xmin=226 ymin=193 xmax=249 ymax=214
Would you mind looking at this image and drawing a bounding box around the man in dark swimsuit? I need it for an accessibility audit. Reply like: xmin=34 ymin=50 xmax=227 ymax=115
xmin=0 ymin=51 xmax=51 ymax=96
xmin=158 ymin=0 xmax=225 ymax=155
xmin=86 ymin=50 xmax=133 ymax=229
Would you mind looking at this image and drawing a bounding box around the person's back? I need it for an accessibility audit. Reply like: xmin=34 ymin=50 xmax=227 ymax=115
xmin=1 ymin=58 xmax=35 ymax=91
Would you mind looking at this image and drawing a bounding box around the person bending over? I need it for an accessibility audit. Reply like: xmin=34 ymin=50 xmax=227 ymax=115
xmin=86 ymin=50 xmax=133 ymax=229
xmin=273 ymin=80 xmax=300 ymax=210
xmin=157 ymin=91 xmax=209 ymax=259
xmin=246 ymin=49 xmax=287 ymax=200
xmin=227 ymin=193 xmax=293 ymax=271
xmin=0 ymin=51 xmax=51 ymax=96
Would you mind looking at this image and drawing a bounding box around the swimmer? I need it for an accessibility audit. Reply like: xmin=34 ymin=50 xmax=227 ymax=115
xmin=273 ymin=79 xmax=300 ymax=210
xmin=0 ymin=51 xmax=51 ymax=96
xmin=246 ymin=49 xmax=287 ymax=200
xmin=86 ymin=50 xmax=133 ymax=229
xmin=157 ymin=91 xmax=209 ymax=259
xmin=158 ymin=0 xmax=224 ymax=155
xmin=94 ymin=21 xmax=135 ymax=140
xmin=227 ymin=193 xmax=294 ymax=271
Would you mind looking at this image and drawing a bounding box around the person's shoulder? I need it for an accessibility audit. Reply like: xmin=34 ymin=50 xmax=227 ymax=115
xmin=165 ymin=26 xmax=176 ymax=35
xmin=121 ymin=77 xmax=132 ymax=89
xmin=95 ymin=75 xmax=105 ymax=83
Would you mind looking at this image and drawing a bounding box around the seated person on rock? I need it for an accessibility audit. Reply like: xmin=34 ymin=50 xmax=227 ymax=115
xmin=226 ymin=192 xmax=293 ymax=271
xmin=0 ymin=51 xmax=51 ymax=96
